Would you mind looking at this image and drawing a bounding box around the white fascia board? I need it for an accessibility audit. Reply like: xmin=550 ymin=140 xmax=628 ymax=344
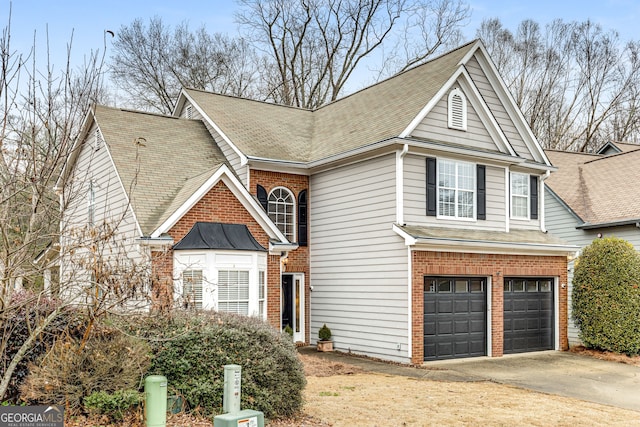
xmin=398 ymin=64 xmax=517 ymax=158
xmin=392 ymin=224 xmax=417 ymax=245
xmin=54 ymin=107 xmax=95 ymax=191
xmin=269 ymin=241 xmax=299 ymax=255
xmin=55 ymin=107 xmax=144 ymax=237
xmin=180 ymin=90 xmax=249 ymax=166
xmin=136 ymin=236 xmax=175 ymax=248
xmin=151 ymin=164 xmax=289 ymax=243
xmin=474 ymin=44 xmax=551 ymax=166
xmin=399 ymin=69 xmax=463 ymax=138
xmin=457 ymin=69 xmax=516 ymax=156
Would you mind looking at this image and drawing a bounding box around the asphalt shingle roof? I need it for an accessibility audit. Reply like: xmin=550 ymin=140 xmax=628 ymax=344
xmin=185 ymin=40 xmax=475 ymax=163
xmin=94 ymin=105 xmax=228 ymax=235
xmin=546 ymin=148 xmax=640 ymax=225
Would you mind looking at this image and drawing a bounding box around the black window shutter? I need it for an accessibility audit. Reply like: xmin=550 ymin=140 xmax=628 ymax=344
xmin=477 ymin=165 xmax=486 ymax=220
xmin=256 ymin=184 xmax=268 ymax=211
xmin=530 ymin=175 xmax=539 ymax=219
xmin=426 ymin=157 xmax=437 ymax=216
xmin=298 ymin=190 xmax=308 ymax=246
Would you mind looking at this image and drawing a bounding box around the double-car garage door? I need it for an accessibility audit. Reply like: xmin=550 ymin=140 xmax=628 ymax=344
xmin=424 ymin=276 xmax=554 ymax=361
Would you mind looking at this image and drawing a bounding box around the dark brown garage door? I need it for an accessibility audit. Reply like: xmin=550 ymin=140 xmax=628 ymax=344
xmin=503 ymin=278 xmax=554 ymax=354
xmin=424 ymin=277 xmax=486 ymax=361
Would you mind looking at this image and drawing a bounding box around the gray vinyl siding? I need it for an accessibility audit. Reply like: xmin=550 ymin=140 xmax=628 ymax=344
xmin=60 ymin=122 xmax=144 ymax=298
xmin=179 ymin=100 xmax=248 ymax=186
xmin=310 ymin=153 xmax=410 ymax=362
xmin=411 ymin=87 xmax=499 ymax=152
xmin=403 ymin=154 xmax=506 ymax=231
xmin=545 ymin=188 xmax=640 ymax=345
xmin=465 ymin=56 xmax=534 ymax=161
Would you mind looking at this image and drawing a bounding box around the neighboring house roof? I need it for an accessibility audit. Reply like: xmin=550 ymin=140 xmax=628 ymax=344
xmin=546 ymin=148 xmax=640 ymax=227
xmin=173 ymin=222 xmax=266 ymax=251
xmin=180 ymin=40 xmax=549 ymax=166
xmin=596 ymin=141 xmax=640 ymax=155
xmin=93 ymin=105 xmax=230 ymax=235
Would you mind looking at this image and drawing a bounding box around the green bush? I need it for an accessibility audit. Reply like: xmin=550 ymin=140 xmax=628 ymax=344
xmin=572 ymin=237 xmax=640 ymax=355
xmin=318 ymin=324 xmax=332 ymax=341
xmin=84 ymin=389 xmax=142 ymax=421
xmin=121 ymin=311 xmax=306 ymax=419
xmin=20 ymin=326 xmax=151 ymax=413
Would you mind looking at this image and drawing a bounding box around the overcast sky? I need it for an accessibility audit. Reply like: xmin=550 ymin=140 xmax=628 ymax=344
xmin=4 ymin=0 xmax=640 ymax=85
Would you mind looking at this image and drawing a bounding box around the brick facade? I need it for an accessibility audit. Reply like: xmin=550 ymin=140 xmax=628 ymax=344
xmin=149 ymin=170 xmax=312 ymax=344
xmin=411 ymin=250 xmax=569 ymax=364
xmin=250 ymin=169 xmax=310 ymax=344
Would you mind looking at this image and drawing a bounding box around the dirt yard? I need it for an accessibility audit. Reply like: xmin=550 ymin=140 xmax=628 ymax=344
xmin=69 ymin=350 xmax=640 ymax=426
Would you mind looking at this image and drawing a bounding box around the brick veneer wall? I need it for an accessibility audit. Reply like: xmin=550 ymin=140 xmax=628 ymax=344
xmin=150 ymin=180 xmax=281 ymax=328
xmin=250 ymin=169 xmax=310 ymax=343
xmin=411 ymin=251 xmax=569 ymax=364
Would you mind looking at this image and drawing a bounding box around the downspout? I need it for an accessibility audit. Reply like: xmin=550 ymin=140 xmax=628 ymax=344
xmin=540 ymin=170 xmax=550 ymax=233
xmin=396 ymin=144 xmax=412 ymax=361
xmin=396 ymin=144 xmax=409 ymax=225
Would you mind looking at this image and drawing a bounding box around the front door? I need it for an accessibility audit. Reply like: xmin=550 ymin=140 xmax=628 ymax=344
xmin=281 ymin=273 xmax=305 ymax=342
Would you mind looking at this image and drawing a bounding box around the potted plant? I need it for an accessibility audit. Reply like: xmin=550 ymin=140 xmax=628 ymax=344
xmin=316 ymin=324 xmax=333 ymax=352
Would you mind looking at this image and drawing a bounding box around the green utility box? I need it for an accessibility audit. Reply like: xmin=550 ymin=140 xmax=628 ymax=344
xmin=145 ymin=375 xmax=167 ymax=427
xmin=213 ymin=409 xmax=264 ymax=427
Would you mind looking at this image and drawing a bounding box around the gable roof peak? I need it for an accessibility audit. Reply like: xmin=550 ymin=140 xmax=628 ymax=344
xmin=316 ymin=39 xmax=480 ymax=112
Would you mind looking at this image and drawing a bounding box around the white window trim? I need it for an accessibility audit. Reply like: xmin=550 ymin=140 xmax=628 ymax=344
xmin=510 ymin=172 xmax=530 ymax=220
xmin=447 ymin=88 xmax=467 ymax=131
xmin=267 ymin=186 xmax=296 ymax=242
xmin=173 ymin=250 xmax=267 ymax=316
xmin=436 ymin=158 xmax=477 ymax=221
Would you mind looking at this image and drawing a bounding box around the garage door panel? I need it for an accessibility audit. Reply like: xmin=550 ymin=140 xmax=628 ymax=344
xmin=438 ymin=300 xmax=453 ymax=313
xmin=504 ymin=278 xmax=554 ymax=354
xmin=424 ymin=277 xmax=487 ymax=361
xmin=438 ymin=320 xmax=453 ymax=335
xmin=454 ymin=300 xmax=469 ymax=312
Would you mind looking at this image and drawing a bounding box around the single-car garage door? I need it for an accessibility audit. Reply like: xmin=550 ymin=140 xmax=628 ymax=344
xmin=424 ymin=277 xmax=486 ymax=361
xmin=503 ymin=278 xmax=554 ymax=354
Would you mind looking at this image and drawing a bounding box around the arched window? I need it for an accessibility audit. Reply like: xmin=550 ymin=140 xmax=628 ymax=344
xmin=448 ymin=88 xmax=467 ymax=131
xmin=268 ymin=187 xmax=295 ymax=241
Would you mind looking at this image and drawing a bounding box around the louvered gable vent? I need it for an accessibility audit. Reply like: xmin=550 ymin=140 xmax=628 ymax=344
xmin=94 ymin=129 xmax=104 ymax=150
xmin=448 ymin=88 xmax=467 ymax=131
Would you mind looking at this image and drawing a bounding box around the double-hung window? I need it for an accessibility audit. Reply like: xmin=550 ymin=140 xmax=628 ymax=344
xmin=511 ymin=172 xmax=529 ymax=219
xmin=218 ymin=270 xmax=250 ymax=315
xmin=438 ymin=159 xmax=475 ymax=219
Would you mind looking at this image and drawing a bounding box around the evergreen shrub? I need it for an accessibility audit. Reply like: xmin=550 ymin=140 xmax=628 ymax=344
xmin=572 ymin=237 xmax=640 ymax=355
xmin=122 ymin=311 xmax=306 ymax=419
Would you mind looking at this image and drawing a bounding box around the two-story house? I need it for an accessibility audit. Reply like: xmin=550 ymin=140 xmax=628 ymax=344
xmin=56 ymin=40 xmax=576 ymax=364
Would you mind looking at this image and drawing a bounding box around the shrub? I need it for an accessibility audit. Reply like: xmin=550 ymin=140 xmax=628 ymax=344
xmin=20 ymin=326 xmax=151 ymax=413
xmin=121 ymin=311 xmax=306 ymax=419
xmin=572 ymin=237 xmax=640 ymax=355
xmin=318 ymin=324 xmax=332 ymax=341
xmin=0 ymin=291 xmax=84 ymax=403
xmin=84 ymin=389 xmax=142 ymax=421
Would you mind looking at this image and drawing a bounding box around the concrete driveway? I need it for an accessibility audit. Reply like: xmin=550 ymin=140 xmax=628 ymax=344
xmin=301 ymin=347 xmax=640 ymax=412
xmin=429 ymin=351 xmax=640 ymax=412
